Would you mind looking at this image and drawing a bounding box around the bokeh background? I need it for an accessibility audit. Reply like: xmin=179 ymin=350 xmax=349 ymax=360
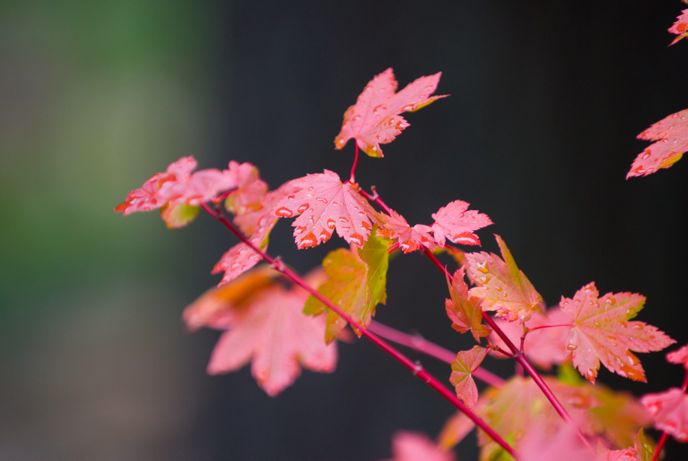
xmin=1 ymin=1 xmax=687 ymax=459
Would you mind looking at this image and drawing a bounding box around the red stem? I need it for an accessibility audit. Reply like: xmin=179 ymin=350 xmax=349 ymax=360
xmin=422 ymin=252 xmax=599 ymax=452
xmin=200 ymin=203 xmax=517 ymax=458
xmin=368 ymin=321 xmax=505 ymax=388
xmin=650 ymin=368 xmax=688 ymax=461
xmin=350 ymin=144 xmax=360 ymax=182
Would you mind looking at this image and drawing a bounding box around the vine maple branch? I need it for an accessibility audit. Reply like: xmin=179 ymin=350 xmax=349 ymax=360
xmin=368 ymin=321 xmax=505 ymax=388
xmin=199 ymin=203 xmax=517 ymax=458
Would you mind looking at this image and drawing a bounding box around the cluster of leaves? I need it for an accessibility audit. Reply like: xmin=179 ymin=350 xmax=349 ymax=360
xmin=117 ymin=13 xmax=688 ymax=459
xmin=627 ymin=9 xmax=688 ymax=178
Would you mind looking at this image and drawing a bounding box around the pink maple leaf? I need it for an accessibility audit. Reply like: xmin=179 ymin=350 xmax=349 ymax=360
xmin=560 ymin=283 xmax=675 ymax=383
xmin=464 ymin=235 xmax=544 ymax=321
xmin=519 ymin=423 xmax=600 ymax=461
xmin=224 ymin=161 xmax=269 ymax=216
xmin=488 ymin=307 xmax=570 ymax=369
xmin=375 ymin=208 xmax=435 ymax=253
xmin=641 ymin=388 xmax=688 ymax=442
xmin=185 ymin=279 xmax=337 ymax=397
xmin=431 ymin=200 xmax=492 ymax=247
xmin=335 ymin=68 xmax=447 ymax=158
xmin=375 ymin=200 xmax=491 ymax=253
xmin=669 ymin=9 xmax=688 ymax=45
xmin=445 ymin=268 xmax=490 ymax=341
xmin=667 ymin=344 xmax=688 ymax=368
xmin=450 ymin=346 xmax=488 ymax=407
xmin=627 ymin=108 xmax=688 ymax=178
xmin=116 ymin=156 xmax=239 ymax=227
xmin=272 ymin=170 xmax=377 ymax=249
xmin=116 ymin=156 xmax=198 ymax=215
xmin=212 ymin=211 xmax=277 ymax=286
xmin=383 ymin=432 xmax=456 ymax=461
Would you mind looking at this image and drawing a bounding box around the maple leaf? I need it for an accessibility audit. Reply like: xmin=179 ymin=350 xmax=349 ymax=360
xmin=223 ymin=160 xmax=268 ymax=216
xmin=475 ymin=375 xmax=650 ymax=460
xmin=184 ymin=273 xmax=337 ymax=396
xmin=211 ymin=211 xmax=277 ymax=286
xmin=445 ymin=268 xmax=490 ymax=341
xmin=519 ymin=423 xmax=600 ymax=461
xmin=464 ymin=235 xmax=544 ymax=321
xmin=383 ymin=432 xmax=456 ymax=461
xmin=488 ymin=307 xmax=570 ymax=369
xmin=603 ymin=431 xmax=654 ymax=461
xmin=116 ymin=156 xmax=239 ymax=227
xmin=334 ymin=68 xmax=447 ymax=158
xmin=559 ymin=282 xmax=675 ymax=383
xmin=272 ymin=170 xmax=377 ymax=249
xmin=627 ymin=108 xmax=688 ymax=178
xmin=641 ymin=388 xmax=688 ymax=442
xmin=450 ymin=346 xmax=488 ymax=407
xmin=183 ymin=265 xmax=277 ymax=331
xmin=431 ymin=200 xmax=493 ymax=247
xmin=667 ymin=344 xmax=688 ymax=368
xmin=438 ymin=411 xmax=477 ymax=450
xmin=669 ymin=9 xmax=688 ymax=45
xmin=304 ymin=230 xmax=390 ymax=342
xmin=375 ymin=209 xmax=436 ymax=253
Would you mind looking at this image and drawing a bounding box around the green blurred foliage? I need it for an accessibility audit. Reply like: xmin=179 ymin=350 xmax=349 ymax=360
xmin=0 ymin=0 xmax=214 ymax=312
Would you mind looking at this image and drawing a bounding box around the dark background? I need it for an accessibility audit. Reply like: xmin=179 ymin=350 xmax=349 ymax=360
xmin=1 ymin=0 xmax=686 ymax=459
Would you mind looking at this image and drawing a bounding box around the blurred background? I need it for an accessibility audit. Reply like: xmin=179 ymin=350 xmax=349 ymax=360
xmin=1 ymin=0 xmax=686 ymax=459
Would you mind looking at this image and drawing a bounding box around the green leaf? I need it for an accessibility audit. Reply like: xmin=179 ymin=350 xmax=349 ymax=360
xmin=304 ymin=229 xmax=390 ymax=342
xmin=161 ymin=203 xmax=199 ymax=228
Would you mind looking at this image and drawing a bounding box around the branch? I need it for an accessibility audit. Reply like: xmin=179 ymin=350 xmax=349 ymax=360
xmin=200 ymin=203 xmax=517 ymax=459
xmin=422 ymin=248 xmax=594 ymax=450
xmin=368 ymin=321 xmax=505 ymax=388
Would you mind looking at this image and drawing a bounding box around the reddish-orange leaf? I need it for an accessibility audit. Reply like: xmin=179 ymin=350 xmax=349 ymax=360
xmin=667 ymin=344 xmax=688 ymax=368
xmin=334 ymin=68 xmax=447 ymax=158
xmin=450 ymin=346 xmax=488 ymax=407
xmin=212 ymin=211 xmax=277 ymax=286
xmin=641 ymin=388 xmax=688 ymax=442
xmin=445 ymin=268 xmax=490 ymax=341
xmin=375 ymin=209 xmax=436 ymax=253
xmin=560 ymin=283 xmax=675 ymax=383
xmin=384 ymin=432 xmax=456 ymax=461
xmin=183 ymin=265 xmax=277 ymax=331
xmin=464 ymin=235 xmax=544 ymax=321
xmin=184 ymin=276 xmax=337 ymax=396
xmin=488 ymin=307 xmax=570 ymax=369
xmin=116 ymin=156 xmax=238 ymax=220
xmin=272 ymin=170 xmax=377 ymax=249
xmin=627 ymin=108 xmax=688 ymax=178
xmin=519 ymin=423 xmax=600 ymax=461
xmin=669 ymin=9 xmax=688 ymax=45
xmin=431 ymin=200 xmax=492 ymax=247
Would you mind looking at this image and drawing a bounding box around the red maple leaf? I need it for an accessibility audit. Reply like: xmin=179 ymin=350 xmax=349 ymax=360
xmin=641 ymin=388 xmax=688 ymax=442
xmin=627 ymin=108 xmax=688 ymax=178
xmin=375 ymin=200 xmax=491 ymax=253
xmin=667 ymin=344 xmax=688 ymax=369
xmin=560 ymin=282 xmax=675 ymax=383
xmin=450 ymin=346 xmax=488 ymax=407
xmin=334 ymin=68 xmax=447 ymax=158
xmin=116 ymin=156 xmax=236 ymax=214
xmin=431 ymin=200 xmax=492 ymax=246
xmin=384 ymin=432 xmax=456 ymax=461
xmin=669 ymin=9 xmax=688 ymax=45
xmin=375 ymin=208 xmax=435 ymax=253
xmin=272 ymin=170 xmax=377 ymax=249
xmin=184 ymin=270 xmax=337 ymax=396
